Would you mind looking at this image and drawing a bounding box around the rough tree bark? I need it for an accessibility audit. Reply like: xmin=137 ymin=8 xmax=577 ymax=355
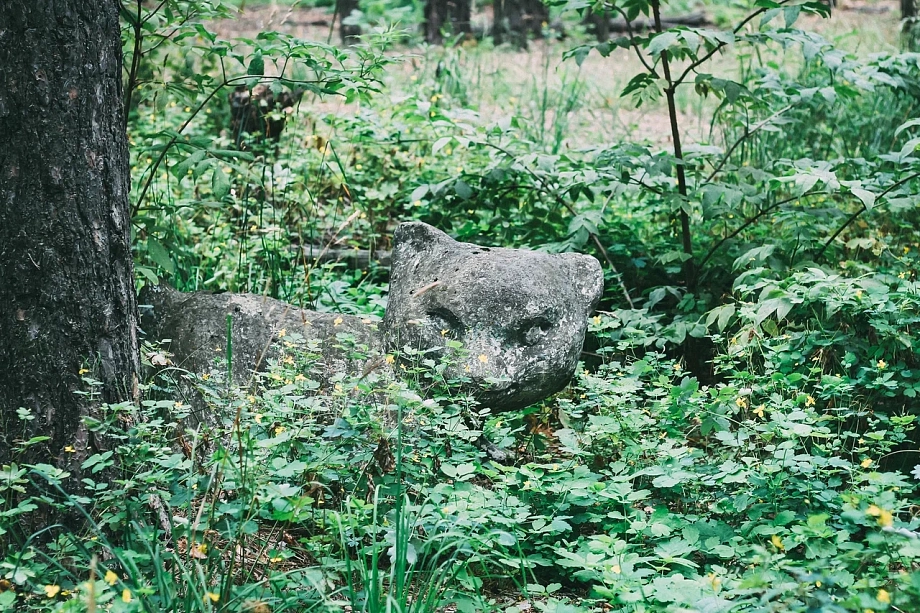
xmin=493 ymin=0 xmax=549 ymax=48
xmin=424 ymin=0 xmax=472 ymax=45
xmin=0 ymin=0 xmax=139 ymax=466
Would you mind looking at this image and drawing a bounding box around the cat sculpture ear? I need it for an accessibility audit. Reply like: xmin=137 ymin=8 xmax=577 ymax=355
xmin=559 ymin=252 xmax=605 ymax=316
xmin=391 ymin=221 xmax=454 ymax=261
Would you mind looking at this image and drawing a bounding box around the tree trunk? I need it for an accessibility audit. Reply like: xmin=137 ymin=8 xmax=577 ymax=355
xmin=583 ymin=8 xmax=610 ymax=42
xmin=424 ymin=0 xmax=472 ymax=45
xmin=0 ymin=0 xmax=139 ymax=467
xmin=903 ymin=0 xmax=920 ymax=51
xmin=493 ymin=0 xmax=548 ymax=48
xmin=337 ymin=0 xmax=361 ymax=44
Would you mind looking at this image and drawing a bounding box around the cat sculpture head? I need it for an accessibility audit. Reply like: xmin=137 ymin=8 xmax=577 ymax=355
xmin=382 ymin=222 xmax=604 ymax=412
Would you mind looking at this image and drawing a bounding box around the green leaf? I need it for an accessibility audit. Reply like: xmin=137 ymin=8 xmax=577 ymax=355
xmin=454 ymin=179 xmax=472 ymax=200
xmin=212 ymin=165 xmax=231 ymax=199
xmin=705 ymin=305 xmax=736 ymax=332
xmin=760 ymin=8 xmax=781 ymax=27
xmin=432 ymin=136 xmax=453 ymax=154
xmin=247 ymin=52 xmax=265 ymax=76
xmin=171 ymin=149 xmax=207 ymax=178
xmin=146 ymin=239 xmax=175 ymax=274
xmin=851 ymin=187 xmax=876 ymax=211
xmin=647 ymin=31 xmax=679 ymax=57
xmin=894 ymin=117 xmax=920 ymax=137
xmin=409 ymin=184 xmax=429 ymax=203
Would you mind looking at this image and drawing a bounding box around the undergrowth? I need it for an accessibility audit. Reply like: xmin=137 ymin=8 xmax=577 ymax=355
xmin=3 ymin=0 xmax=920 ymax=611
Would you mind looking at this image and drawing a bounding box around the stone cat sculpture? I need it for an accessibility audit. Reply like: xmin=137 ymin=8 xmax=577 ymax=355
xmin=141 ymin=222 xmax=603 ymax=412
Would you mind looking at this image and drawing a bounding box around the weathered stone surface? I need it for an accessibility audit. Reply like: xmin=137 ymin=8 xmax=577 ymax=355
xmin=141 ymin=222 xmax=603 ymax=412
xmin=139 ymin=284 xmax=377 ymax=385
xmin=381 ymin=222 xmax=603 ymax=411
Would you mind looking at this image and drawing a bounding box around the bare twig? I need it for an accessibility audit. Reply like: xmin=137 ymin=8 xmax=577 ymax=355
xmin=704 ymin=105 xmax=792 ymax=184
xmin=816 ymin=171 xmax=920 ymax=260
xmin=651 ymin=0 xmax=693 ymax=286
xmin=671 ymin=2 xmax=790 ymax=89
xmin=123 ymin=0 xmax=144 ymax=128
xmin=697 ymin=193 xmax=824 ymax=270
xmin=607 ymin=4 xmax=658 ymax=76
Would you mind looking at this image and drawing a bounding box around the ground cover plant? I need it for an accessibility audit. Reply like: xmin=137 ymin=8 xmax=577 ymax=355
xmin=2 ymin=0 xmax=920 ymax=611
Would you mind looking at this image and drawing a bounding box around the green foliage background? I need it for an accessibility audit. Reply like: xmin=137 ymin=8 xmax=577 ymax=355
xmin=2 ymin=0 xmax=920 ymax=611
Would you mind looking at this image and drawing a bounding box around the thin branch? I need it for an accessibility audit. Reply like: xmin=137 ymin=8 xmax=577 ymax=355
xmin=651 ymin=0 xmax=693 ymax=286
xmin=123 ymin=0 xmax=144 ymax=129
xmin=671 ymin=0 xmax=795 ymax=89
xmin=816 ymin=171 xmax=920 ymax=260
xmin=698 ymin=192 xmax=823 ymax=270
xmin=704 ymin=104 xmax=792 ymax=185
xmin=607 ymin=3 xmax=658 ymax=76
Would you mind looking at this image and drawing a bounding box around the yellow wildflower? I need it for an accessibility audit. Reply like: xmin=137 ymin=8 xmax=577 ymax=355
xmin=334 ymin=317 xmax=343 ymax=326
xmin=122 ymin=589 xmax=132 ymax=603
xmin=205 ymin=592 xmax=220 ymax=603
xmin=709 ymin=573 xmax=722 ymax=590
xmin=64 ymin=446 xmax=76 ymax=453
xmin=877 ymin=589 xmax=890 ymax=604
xmin=385 ymin=354 xmax=395 ymax=364
xmin=44 ymin=585 xmax=61 ymax=598
xmin=79 ymin=368 xmax=89 ymax=375
xmin=104 ymin=570 xmax=118 ymax=586
xmin=478 ymin=354 xmax=488 ymax=363
xmin=860 ymin=458 xmax=873 ymax=469
xmin=592 ymin=315 xmax=601 ymax=325
xmin=753 ymin=405 xmax=765 ymax=418
xmin=278 ymin=329 xmax=286 ymax=338
xmin=771 ymin=534 xmax=785 ymax=550
xmin=877 ymin=359 xmax=887 ymax=369
xmin=805 ymin=395 xmax=816 ymax=407
xmin=866 ymin=505 xmax=894 ymax=527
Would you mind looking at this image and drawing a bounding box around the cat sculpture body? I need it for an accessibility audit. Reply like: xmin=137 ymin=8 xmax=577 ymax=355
xmin=141 ymin=222 xmax=603 ymax=412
